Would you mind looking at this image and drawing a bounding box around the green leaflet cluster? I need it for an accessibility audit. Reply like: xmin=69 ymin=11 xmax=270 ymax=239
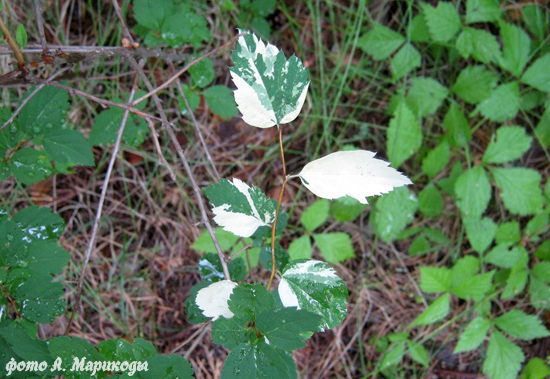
xmin=0 ymin=86 xmax=94 ymax=184
xmin=357 ymin=1 xmax=550 ymax=378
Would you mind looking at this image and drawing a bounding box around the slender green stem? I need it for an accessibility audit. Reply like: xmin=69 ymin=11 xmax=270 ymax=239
xmin=267 ymin=127 xmax=288 ymax=290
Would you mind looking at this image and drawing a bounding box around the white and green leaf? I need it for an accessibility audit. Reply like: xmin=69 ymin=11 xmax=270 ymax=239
xmin=230 ymin=31 xmax=309 ymax=128
xmin=278 ymin=260 xmax=348 ymax=331
xmin=195 ymin=280 xmax=238 ymax=320
xmin=204 ymin=178 xmax=276 ymax=237
xmin=297 ymin=150 xmax=412 ymax=204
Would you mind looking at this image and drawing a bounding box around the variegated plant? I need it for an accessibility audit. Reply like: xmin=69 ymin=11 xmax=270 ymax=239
xmin=189 ymin=31 xmax=413 ymax=379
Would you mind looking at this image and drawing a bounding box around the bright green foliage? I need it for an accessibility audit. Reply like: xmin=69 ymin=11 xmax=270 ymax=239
xmin=485 ymin=244 xmax=527 ymax=269
xmin=409 ymin=235 xmax=430 ymax=256
xmin=457 ymin=27 xmax=502 ymax=64
xmin=9 ymin=148 xmax=53 ymax=184
xmin=422 ymin=141 xmax=450 ymax=179
xmin=357 ymin=23 xmax=404 ymax=61
xmin=409 ymin=14 xmax=430 ymax=42
xmin=371 ymin=186 xmax=418 ymax=242
xmin=203 ymin=86 xmax=239 ymax=119
xmin=419 ymin=266 xmax=451 ymax=293
xmin=288 ymin=235 xmax=312 ymax=260
xmin=451 ymin=270 xmax=494 ymax=301
xmin=278 ymin=260 xmax=348 ymax=331
xmin=454 ymin=317 xmax=491 ymax=353
xmin=178 ymin=84 xmax=200 ymax=115
xmin=15 ymin=24 xmax=27 ymax=50
xmin=387 ymin=100 xmax=422 ymax=167
xmin=521 ymin=54 xmax=550 ymax=93
xmin=492 ymin=168 xmax=544 ymax=215
xmin=465 ymin=0 xmax=501 ymax=23
xmin=521 ymin=357 xmax=550 ymax=379
xmin=234 ymin=0 xmax=277 ymax=39
xmin=301 ymin=199 xmax=330 ymax=232
xmin=499 ymin=21 xmax=531 ymax=77
xmin=522 ymin=5 xmax=548 ymax=43
xmin=222 ymin=342 xmax=296 ymax=379
xmin=483 ymin=126 xmax=532 ymax=164
xmin=451 ymin=65 xmax=498 ymax=104
xmin=89 ymin=99 xmax=149 ymax=148
xmin=390 ymin=43 xmax=421 ymax=80
xmin=418 ymin=184 xmax=443 ymax=217
xmin=132 ymin=0 xmax=210 ymax=48
xmin=189 ymin=57 xmax=215 ymax=88
xmin=454 ymin=166 xmax=491 ymax=218
xmin=259 ymin=244 xmax=289 ymax=271
xmin=405 ymin=78 xmax=448 ymax=118
xmin=380 ymin=341 xmax=406 ymax=369
xmin=411 ymin=293 xmax=450 ymax=326
xmin=495 ymin=310 xmax=550 ymax=340
xmin=483 ymin=331 xmax=524 ymax=379
xmin=198 ymin=253 xmax=247 ymax=282
xmin=312 ymin=232 xmax=354 ymax=263
xmin=475 ymin=82 xmax=520 ymax=122
xmin=329 ymin=196 xmax=367 ymax=222
xmin=443 ymin=103 xmax=472 ymax=147
xmin=421 ymin=2 xmax=461 ymax=43
xmin=464 ymin=216 xmax=497 ymax=254
xmin=495 ymin=222 xmax=520 ymax=244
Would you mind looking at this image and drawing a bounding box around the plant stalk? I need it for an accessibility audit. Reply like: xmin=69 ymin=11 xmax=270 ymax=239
xmin=0 ymin=16 xmax=26 ymax=67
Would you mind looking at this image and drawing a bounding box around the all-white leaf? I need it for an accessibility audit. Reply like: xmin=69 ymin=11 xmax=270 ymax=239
xmin=298 ymin=150 xmax=412 ymax=204
xmin=195 ymin=280 xmax=237 ymax=320
xmin=230 ymin=31 xmax=309 ymax=128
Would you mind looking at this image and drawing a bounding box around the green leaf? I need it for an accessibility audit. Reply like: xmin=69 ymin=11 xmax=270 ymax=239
xmin=256 ymin=307 xmax=321 ymax=350
xmin=13 ymin=205 xmax=65 ymax=242
xmin=451 ymin=65 xmax=498 ymax=105
xmin=408 ymin=341 xmax=429 ymax=367
xmin=529 ymin=274 xmax=550 ymax=309
xmin=521 ymin=357 xmax=550 ymax=379
xmin=371 ymin=186 xmax=418 ymax=242
xmin=10 ymin=148 xmax=53 ymax=185
xmin=457 ymin=28 xmax=502 ymax=64
xmin=535 ymin=107 xmax=550 ymax=147
xmin=522 ymin=5 xmax=548 ymax=42
xmin=525 ymin=213 xmax=549 ymax=240
xmin=495 ymin=310 xmax=550 ymax=340
xmin=475 ymin=82 xmax=520 ymax=122
xmin=485 ymin=244 xmax=527 ymax=269
xmin=390 ymin=43 xmax=421 ymax=80
xmin=89 ymin=106 xmax=148 ymax=147
xmin=301 ymin=199 xmax=329 ymax=232
xmin=421 ymin=2 xmax=461 ymax=42
xmin=411 ymin=293 xmax=450 ymax=326
xmin=259 ymin=244 xmax=289 ymax=271
xmin=312 ymin=232 xmax=354 ymax=263
xmin=211 ymin=315 xmax=251 ymax=350
xmin=387 ymin=100 xmax=422 ymax=168
xmin=454 ymin=317 xmax=491 ymax=353
xmin=203 ymin=85 xmax=239 ymax=119
xmin=443 ymin=103 xmax=472 ymax=147
xmin=464 ymin=216 xmax=497 ymax=254
xmin=191 ymin=227 xmax=239 ymax=254
xmin=405 ymin=78 xmax=448 ymax=118
xmin=16 ymin=24 xmax=27 ymax=50
xmin=42 ymin=129 xmax=94 ymax=167
xmin=418 ymin=184 xmax=443 ymax=217
xmin=198 ymin=253 xmax=247 ymax=282
xmin=189 ymin=57 xmax=215 ymax=88
xmin=409 ymin=14 xmax=431 ymax=43
xmin=329 ymin=196 xmax=367 ymax=222
xmin=380 ymin=341 xmax=406 ymax=369
xmin=454 ymin=166 xmax=491 ymax=218
xmin=141 ymin=354 xmax=194 ymax=379
xmin=451 ymin=271 xmax=494 ymax=301
xmin=532 ymin=262 xmax=550 ymax=283
xmin=357 ymin=23 xmax=405 ymax=61
xmin=185 ymin=282 xmax=210 ymax=324
xmin=228 ymin=283 xmax=274 ymax=322
xmin=465 ymin=0 xmax=502 ymax=23
xmin=422 ymin=140 xmax=450 ymax=178
xmin=221 ymin=342 xmax=296 ymax=379
xmin=133 ymin=0 xmax=170 ymax=30
xmin=230 ymin=31 xmax=309 ymax=128
xmin=499 ymin=21 xmax=531 ymax=77
xmin=521 ymin=54 xmax=550 ymax=93
xmin=483 ymin=126 xmax=532 ymax=164
xmin=451 ymin=256 xmax=480 ymax=285
xmin=204 ymin=178 xmax=277 ymax=237
xmin=19 ymin=86 xmax=69 ymax=135
xmin=409 ymin=235 xmax=430 ymax=256
xmin=278 ymin=260 xmax=348 ymax=331
xmin=495 ymin=222 xmax=520 ymax=244
xmin=492 ymin=167 xmax=544 ymax=215
xmin=484 ymin=331 xmax=525 ymax=379
xmin=288 ymin=235 xmax=312 ymax=261
xmin=502 ymin=264 xmax=529 ymax=300
xmin=178 ymin=84 xmax=200 ymax=115
xmin=419 ymin=266 xmax=451 ymax=293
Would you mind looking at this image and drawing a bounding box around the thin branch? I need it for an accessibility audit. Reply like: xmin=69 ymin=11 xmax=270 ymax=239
xmin=176 ymin=80 xmax=220 ymax=182
xmin=64 ymin=82 xmax=139 ymax=336
xmin=130 ymin=33 xmax=245 ymax=107
xmin=145 ymin=117 xmax=176 ymax=182
xmin=111 ymin=0 xmax=135 ymax=45
xmin=33 ymin=0 xmax=48 ymax=51
xmin=0 ymin=66 xmax=72 ymax=133
xmin=0 ymin=14 xmax=25 ymax=66
xmin=125 ymin=54 xmax=231 ymax=280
